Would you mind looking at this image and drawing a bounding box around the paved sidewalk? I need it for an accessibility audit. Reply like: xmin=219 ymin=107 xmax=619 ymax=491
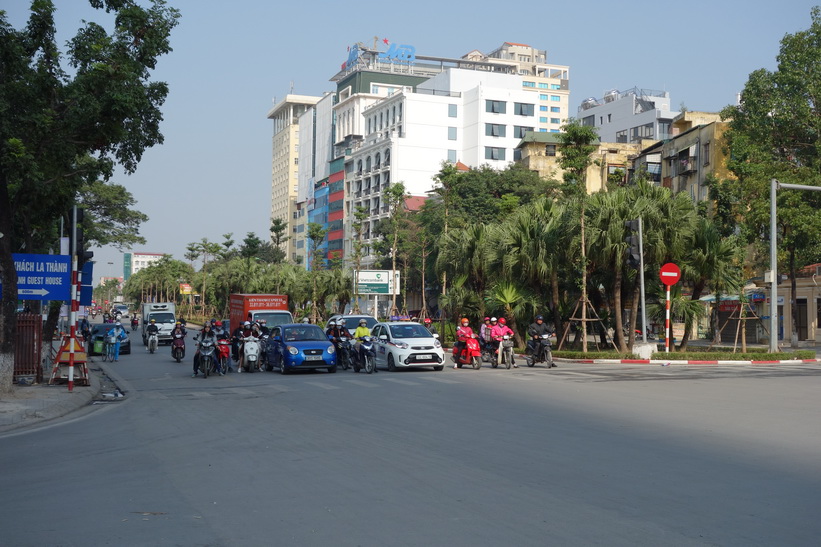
xmin=0 ymin=364 xmax=120 ymax=434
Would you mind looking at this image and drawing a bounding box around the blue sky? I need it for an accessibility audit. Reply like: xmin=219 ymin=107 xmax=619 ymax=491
xmin=4 ymin=0 xmax=820 ymax=282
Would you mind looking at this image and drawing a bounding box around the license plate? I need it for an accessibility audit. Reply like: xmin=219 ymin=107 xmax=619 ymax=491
xmin=305 ymin=355 xmax=323 ymax=361
xmin=415 ymin=354 xmax=432 ymax=360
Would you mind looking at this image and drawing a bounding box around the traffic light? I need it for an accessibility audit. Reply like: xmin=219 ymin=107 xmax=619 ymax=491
xmin=624 ymin=220 xmax=641 ymax=269
xmin=74 ymin=208 xmax=94 ymax=267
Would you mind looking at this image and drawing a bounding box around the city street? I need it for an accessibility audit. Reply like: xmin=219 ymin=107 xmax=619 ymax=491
xmin=2 ymin=346 xmax=820 ymax=546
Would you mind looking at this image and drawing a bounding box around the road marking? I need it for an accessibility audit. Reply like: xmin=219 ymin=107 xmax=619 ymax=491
xmin=228 ymin=388 xmax=257 ymax=396
xmin=305 ymin=381 xmax=341 ymax=390
xmin=343 ymin=379 xmax=379 ymax=387
xmin=418 ymin=375 xmax=460 ymax=384
xmin=189 ymin=391 xmax=212 ymax=398
xmin=382 ymin=378 xmax=421 ymax=386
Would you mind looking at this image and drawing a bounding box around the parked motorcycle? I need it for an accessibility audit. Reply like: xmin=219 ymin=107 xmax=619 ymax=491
xmin=240 ymin=335 xmax=260 ymax=373
xmin=147 ymin=331 xmax=159 ymax=354
xmin=493 ymin=335 xmax=515 ymax=369
xmin=353 ymin=335 xmax=376 ymax=374
xmin=452 ymin=335 xmax=482 ymax=369
xmin=526 ymin=333 xmax=554 ymax=368
xmin=171 ymin=332 xmax=186 ymax=363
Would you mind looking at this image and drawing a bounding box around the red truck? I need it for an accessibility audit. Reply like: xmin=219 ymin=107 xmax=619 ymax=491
xmin=229 ymin=294 xmax=293 ymax=331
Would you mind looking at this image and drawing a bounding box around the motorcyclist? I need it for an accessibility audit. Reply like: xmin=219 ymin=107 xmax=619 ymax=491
xmin=105 ymin=321 xmax=127 ymax=362
xmin=192 ymin=322 xmax=221 ymax=377
xmin=170 ymin=321 xmax=186 ymax=357
xmin=236 ymin=321 xmax=254 ymax=372
xmin=257 ymin=319 xmax=270 ymax=337
xmin=352 ymin=318 xmax=376 ymax=371
xmin=79 ymin=316 xmax=91 ymax=342
xmin=423 ymin=317 xmax=438 ymax=337
xmin=130 ymin=316 xmax=139 ymax=331
xmin=231 ymin=322 xmax=246 ymax=361
xmin=454 ymin=318 xmax=475 ymax=369
xmin=145 ymin=318 xmax=160 ymax=351
xmin=491 ymin=317 xmax=516 ymax=367
xmin=527 ymin=315 xmax=554 ymax=366
xmin=479 ymin=317 xmax=493 ymax=352
xmin=213 ymin=320 xmax=228 ymax=340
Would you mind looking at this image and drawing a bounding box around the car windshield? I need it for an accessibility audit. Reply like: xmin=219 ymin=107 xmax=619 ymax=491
xmin=389 ymin=324 xmax=432 ymax=339
xmin=151 ymin=312 xmax=175 ymax=324
xmin=282 ymin=326 xmax=326 ymax=342
xmin=344 ymin=316 xmax=377 ymax=329
xmin=255 ymin=311 xmax=292 ymax=327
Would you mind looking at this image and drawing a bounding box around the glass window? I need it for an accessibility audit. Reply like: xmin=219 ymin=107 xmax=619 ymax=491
xmin=513 ymin=126 xmax=534 ymax=138
xmin=514 ymin=102 xmax=534 ymax=116
xmin=523 ymin=81 xmax=535 ymax=88
xmin=538 ymin=83 xmax=548 ymax=89
xmin=550 ymin=83 xmax=561 ymax=90
xmin=485 ymin=100 xmax=506 ymax=114
xmin=539 ymin=117 xmax=548 ymax=123
xmin=540 ymin=105 xmax=548 ymax=112
xmin=448 ymin=104 xmax=457 ymax=117
xmin=484 ymin=147 xmax=506 ymax=160
xmin=448 ymin=127 xmax=457 ymax=140
xmin=550 ymin=118 xmax=561 ymax=124
xmin=540 ymin=94 xmax=549 ymax=100
xmin=447 ymin=149 xmax=457 ymax=162
xmin=485 ymin=123 xmax=506 ymax=137
xmin=550 ymin=95 xmax=561 ymax=101
xmin=550 ymin=106 xmax=560 ymax=113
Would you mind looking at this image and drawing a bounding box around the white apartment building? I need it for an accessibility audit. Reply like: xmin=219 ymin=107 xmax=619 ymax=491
xmin=267 ymin=95 xmax=320 ymax=261
xmin=577 ymin=87 xmax=676 ymax=144
xmin=345 ymin=62 xmax=571 ymax=266
xmin=123 ymin=252 xmax=164 ymax=280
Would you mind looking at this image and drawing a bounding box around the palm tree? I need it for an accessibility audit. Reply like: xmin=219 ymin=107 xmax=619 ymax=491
xmin=485 ymin=281 xmax=534 ymax=348
xmin=437 ymin=222 xmax=500 ymax=318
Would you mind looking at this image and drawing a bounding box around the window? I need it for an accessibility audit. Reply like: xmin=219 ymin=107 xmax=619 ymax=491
xmin=540 ymin=94 xmax=549 ymax=101
xmin=616 ymin=129 xmax=627 ymax=143
xmin=540 ymin=105 xmax=548 ymax=112
xmin=447 ymin=149 xmax=457 ymax=162
xmin=550 ymin=118 xmax=561 ymax=124
xmin=513 ymin=125 xmax=534 ymax=138
xmin=523 ymin=81 xmax=535 ymax=88
xmin=550 ymin=95 xmax=561 ymax=101
xmin=448 ymin=127 xmax=457 ymax=140
xmin=448 ymin=104 xmax=457 ymax=117
xmin=484 ymin=147 xmax=506 ymax=160
xmin=539 ymin=117 xmax=548 ymax=123
xmin=545 ymin=144 xmax=557 ymax=156
xmin=550 ymin=83 xmax=561 ymax=90
xmin=538 ymin=83 xmax=548 ymax=89
xmin=485 ymin=123 xmax=506 ymax=137
xmin=631 ymin=123 xmax=654 ymax=141
xmin=485 ymin=100 xmax=506 ymax=114
xmin=513 ymin=148 xmax=522 ymax=161
xmin=702 ymin=142 xmax=711 ymax=166
xmin=514 ymin=102 xmax=534 ymax=116
xmin=550 ymin=106 xmax=560 ymax=113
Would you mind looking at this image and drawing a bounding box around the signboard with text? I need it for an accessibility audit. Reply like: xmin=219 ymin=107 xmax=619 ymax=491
xmin=2 ymin=253 xmax=71 ymax=301
xmin=356 ymin=270 xmax=399 ymax=295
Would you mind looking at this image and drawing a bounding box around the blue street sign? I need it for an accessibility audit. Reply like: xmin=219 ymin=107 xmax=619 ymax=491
xmin=2 ymin=253 xmax=72 ymax=301
xmin=80 ymin=261 xmax=94 ymax=305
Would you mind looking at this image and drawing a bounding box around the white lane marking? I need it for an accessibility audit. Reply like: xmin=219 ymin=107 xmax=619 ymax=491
xmin=305 ymin=381 xmax=341 ymax=390
xmin=382 ymin=378 xmax=421 ymax=386
xmin=344 ymin=379 xmax=379 ymax=387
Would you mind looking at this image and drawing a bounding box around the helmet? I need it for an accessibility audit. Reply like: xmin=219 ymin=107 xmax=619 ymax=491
xmin=423 ymin=318 xmax=431 ymax=325
xmin=302 ymin=317 xmax=310 ymax=323
xmin=328 ymin=320 xmax=336 ymax=326
xmin=339 ymin=319 xmax=346 ymax=325
xmin=484 ymin=317 xmax=490 ymax=322
xmin=211 ymin=318 xmax=217 ymax=325
xmin=203 ymin=323 xmax=211 ymax=328
xmin=175 ymin=321 xmax=181 ymax=325
xmin=215 ymin=321 xmax=223 ymax=327
xmin=359 ymin=319 xmax=367 ymax=325
xmin=244 ymin=321 xmax=250 ymax=327
xmin=499 ymin=318 xmax=507 ymax=325
xmin=259 ymin=319 xmax=267 ymax=325
xmin=461 ymin=317 xmax=469 ymax=325
xmin=150 ymin=318 xmax=155 ymax=323
xmin=490 ymin=317 xmax=498 ymax=322
xmin=536 ymin=315 xmax=544 ymax=321
xmin=115 ymin=321 xmax=121 ymax=326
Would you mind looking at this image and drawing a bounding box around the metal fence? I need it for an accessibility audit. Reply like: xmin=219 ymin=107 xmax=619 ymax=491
xmin=14 ymin=313 xmax=43 ymax=383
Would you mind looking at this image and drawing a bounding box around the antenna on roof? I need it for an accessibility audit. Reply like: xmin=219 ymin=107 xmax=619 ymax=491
xmin=290 ymin=81 xmax=294 ymax=94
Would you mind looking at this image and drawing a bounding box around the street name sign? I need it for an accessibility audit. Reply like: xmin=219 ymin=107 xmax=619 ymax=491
xmin=357 ymin=270 xmax=400 ymax=295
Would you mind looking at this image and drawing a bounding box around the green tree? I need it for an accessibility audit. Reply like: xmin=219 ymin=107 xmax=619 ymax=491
xmin=306 ymin=222 xmax=328 ymax=323
xmin=0 ymin=1 xmax=179 ymax=391
xmin=383 ymin=182 xmax=408 ymax=316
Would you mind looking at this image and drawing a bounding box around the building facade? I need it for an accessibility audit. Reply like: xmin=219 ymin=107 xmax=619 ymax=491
xmin=123 ymin=252 xmax=165 ymax=281
xmin=267 ymin=95 xmax=320 ymax=262
xmin=578 ymin=87 xmax=676 ymax=144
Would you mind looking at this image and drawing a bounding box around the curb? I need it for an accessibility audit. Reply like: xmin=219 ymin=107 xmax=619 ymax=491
xmin=556 ymin=358 xmax=821 ymax=366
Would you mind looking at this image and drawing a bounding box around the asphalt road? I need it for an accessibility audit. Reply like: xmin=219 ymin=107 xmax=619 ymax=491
xmin=2 ymin=344 xmax=820 ymax=546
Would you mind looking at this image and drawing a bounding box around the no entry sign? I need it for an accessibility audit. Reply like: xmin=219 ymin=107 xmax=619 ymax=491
xmin=659 ymin=262 xmax=681 ymax=286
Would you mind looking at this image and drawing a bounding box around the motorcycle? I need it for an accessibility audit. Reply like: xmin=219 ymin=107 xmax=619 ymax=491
xmin=130 ymin=317 xmax=139 ymax=331
xmin=337 ymin=336 xmax=353 ymax=371
xmin=493 ymin=335 xmax=515 ymax=369
xmin=353 ymin=335 xmax=376 ymax=374
xmin=171 ymin=332 xmax=186 ymax=363
xmin=217 ymin=338 xmax=232 ymax=372
xmin=452 ymin=335 xmax=482 ymax=369
xmin=526 ymin=333 xmax=555 ymax=368
xmin=91 ymin=310 xmax=98 ymax=319
xmin=147 ymin=331 xmax=159 ymax=354
xmin=258 ymin=334 xmax=270 ymax=371
xmin=240 ymin=335 xmax=260 ymax=373
xmin=196 ymin=337 xmax=218 ymax=377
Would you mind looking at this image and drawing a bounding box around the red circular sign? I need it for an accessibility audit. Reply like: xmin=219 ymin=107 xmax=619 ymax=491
xmin=659 ymin=263 xmax=681 ymax=286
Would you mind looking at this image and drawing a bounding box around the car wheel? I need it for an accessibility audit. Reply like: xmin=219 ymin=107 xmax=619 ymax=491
xmin=387 ymin=353 xmax=397 ymax=372
xmin=433 ymin=365 xmax=444 ymax=371
xmin=327 ymin=365 xmax=337 ymax=373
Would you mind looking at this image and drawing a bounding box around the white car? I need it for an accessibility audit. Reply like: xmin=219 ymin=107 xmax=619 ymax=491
xmin=371 ymin=322 xmax=445 ymax=371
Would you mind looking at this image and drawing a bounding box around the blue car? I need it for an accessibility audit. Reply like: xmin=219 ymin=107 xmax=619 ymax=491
xmin=265 ymin=323 xmax=337 ymax=374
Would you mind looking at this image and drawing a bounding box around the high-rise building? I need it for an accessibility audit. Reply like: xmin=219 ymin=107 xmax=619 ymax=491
xmin=123 ymin=252 xmax=165 ymax=280
xmin=267 ymin=95 xmax=321 ymax=262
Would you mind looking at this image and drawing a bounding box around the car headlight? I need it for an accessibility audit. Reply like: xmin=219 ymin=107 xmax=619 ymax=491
xmin=288 ymin=346 xmax=299 ymax=355
xmin=434 ymin=339 xmax=441 ymax=348
xmin=326 ymin=345 xmax=335 ymax=354
xmin=394 ymin=341 xmax=409 ymax=349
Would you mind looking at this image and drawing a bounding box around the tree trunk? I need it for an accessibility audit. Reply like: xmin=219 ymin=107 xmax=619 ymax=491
xmin=613 ymin=264 xmax=628 ymax=352
xmin=551 ymin=271 xmax=562 ymax=339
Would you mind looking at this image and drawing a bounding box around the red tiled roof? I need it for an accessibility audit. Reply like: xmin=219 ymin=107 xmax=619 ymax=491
xmin=404 ymin=196 xmax=427 ymax=211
